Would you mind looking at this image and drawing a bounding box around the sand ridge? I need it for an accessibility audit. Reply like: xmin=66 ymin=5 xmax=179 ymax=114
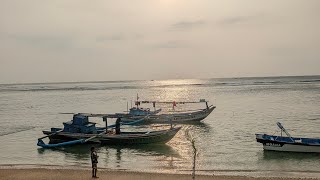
xmin=0 ymin=168 xmax=318 ymax=180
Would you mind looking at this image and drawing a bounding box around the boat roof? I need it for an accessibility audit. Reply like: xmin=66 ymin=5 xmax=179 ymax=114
xmin=136 ymin=100 xmax=209 ymax=104
xmin=60 ymin=112 xmax=138 ymax=119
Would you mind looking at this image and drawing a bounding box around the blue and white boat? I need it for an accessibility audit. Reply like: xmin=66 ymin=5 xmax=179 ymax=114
xmin=122 ymin=99 xmax=215 ymax=123
xmin=256 ymin=122 xmax=320 ymax=153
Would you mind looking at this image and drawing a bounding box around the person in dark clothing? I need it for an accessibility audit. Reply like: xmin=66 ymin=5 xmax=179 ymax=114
xmin=115 ymin=118 xmax=121 ymax=134
xmin=90 ymin=147 xmax=99 ymax=178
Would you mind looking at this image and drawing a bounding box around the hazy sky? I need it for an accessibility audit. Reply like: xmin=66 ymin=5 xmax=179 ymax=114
xmin=1 ymin=0 xmax=319 ymax=83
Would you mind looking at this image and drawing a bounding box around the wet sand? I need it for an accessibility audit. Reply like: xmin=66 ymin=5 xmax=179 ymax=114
xmin=0 ymin=168 xmax=318 ymax=180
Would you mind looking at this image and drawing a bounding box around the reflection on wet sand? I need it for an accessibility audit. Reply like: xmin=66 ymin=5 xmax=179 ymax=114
xmin=37 ymin=143 xmax=181 ymax=168
xmin=37 ymin=144 xmax=99 ymax=160
xmin=116 ymin=148 xmax=121 ymax=167
xmin=261 ymin=150 xmax=320 ymax=160
xmin=104 ymin=144 xmax=181 ymax=158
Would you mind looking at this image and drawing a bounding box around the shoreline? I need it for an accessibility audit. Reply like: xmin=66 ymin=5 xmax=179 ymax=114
xmin=1 ymin=165 xmax=320 ymax=180
xmin=1 ymin=168 xmax=319 ymax=180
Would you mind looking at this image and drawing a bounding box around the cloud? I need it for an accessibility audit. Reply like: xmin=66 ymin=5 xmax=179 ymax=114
xmin=6 ymin=34 xmax=74 ymax=51
xmin=152 ymin=40 xmax=187 ymax=49
xmin=170 ymin=20 xmax=205 ymax=30
xmin=220 ymin=17 xmax=248 ymax=25
xmin=218 ymin=14 xmax=265 ymax=26
xmin=96 ymin=34 xmax=124 ymax=42
xmin=265 ymin=46 xmax=319 ymax=58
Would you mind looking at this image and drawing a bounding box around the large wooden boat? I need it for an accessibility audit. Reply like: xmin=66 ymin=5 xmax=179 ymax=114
xmin=122 ymin=99 xmax=216 ymax=123
xmin=42 ymin=127 xmax=181 ymax=145
xmin=37 ymin=114 xmax=181 ymax=148
xmin=256 ymin=122 xmax=320 ymax=153
xmin=144 ymin=105 xmax=215 ymax=123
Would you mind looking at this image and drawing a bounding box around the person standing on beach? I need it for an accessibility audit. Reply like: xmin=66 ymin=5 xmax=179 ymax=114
xmin=91 ymin=147 xmax=99 ymax=178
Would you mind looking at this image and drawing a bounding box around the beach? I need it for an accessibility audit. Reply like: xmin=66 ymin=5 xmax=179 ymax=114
xmin=1 ymin=77 xmax=320 ymax=178
xmin=1 ymin=168 xmax=318 ymax=180
xmin=1 ymin=0 xmax=320 ymax=179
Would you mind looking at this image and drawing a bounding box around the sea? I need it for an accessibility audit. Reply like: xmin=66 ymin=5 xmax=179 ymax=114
xmin=0 ymin=76 xmax=320 ymax=178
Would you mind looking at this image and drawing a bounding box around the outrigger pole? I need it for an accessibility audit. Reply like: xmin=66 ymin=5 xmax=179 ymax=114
xmin=37 ymin=130 xmax=107 ymax=148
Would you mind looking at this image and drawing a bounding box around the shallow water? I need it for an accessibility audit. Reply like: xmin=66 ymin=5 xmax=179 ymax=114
xmin=0 ymin=76 xmax=320 ymax=177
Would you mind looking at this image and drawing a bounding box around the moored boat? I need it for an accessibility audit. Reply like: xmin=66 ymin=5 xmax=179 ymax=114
xmin=256 ymin=122 xmax=320 ymax=153
xmin=122 ymin=99 xmax=216 ymax=123
xmin=37 ymin=114 xmax=181 ymax=148
xmin=144 ymin=105 xmax=215 ymax=123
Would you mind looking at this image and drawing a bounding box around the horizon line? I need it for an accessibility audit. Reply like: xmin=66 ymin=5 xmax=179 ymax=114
xmin=0 ymin=74 xmax=319 ymax=86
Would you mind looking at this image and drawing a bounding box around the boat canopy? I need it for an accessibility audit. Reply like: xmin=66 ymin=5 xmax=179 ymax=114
xmin=136 ymin=99 xmax=209 ymax=104
xmin=60 ymin=113 xmax=147 ymax=119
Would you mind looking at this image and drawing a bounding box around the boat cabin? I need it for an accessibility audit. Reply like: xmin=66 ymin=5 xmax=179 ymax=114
xmin=62 ymin=114 xmax=97 ymax=134
xmin=129 ymin=107 xmax=151 ymax=116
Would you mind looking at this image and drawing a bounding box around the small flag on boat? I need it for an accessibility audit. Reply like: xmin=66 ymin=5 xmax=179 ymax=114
xmin=173 ymin=101 xmax=176 ymax=109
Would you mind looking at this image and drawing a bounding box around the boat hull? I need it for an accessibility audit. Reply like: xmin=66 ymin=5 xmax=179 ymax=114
xmin=262 ymin=143 xmax=320 ymax=153
xmin=256 ymin=134 xmax=320 ymax=153
xmin=123 ymin=106 xmax=215 ymax=123
xmin=44 ymin=127 xmax=181 ymax=145
xmin=100 ymin=128 xmax=180 ymax=145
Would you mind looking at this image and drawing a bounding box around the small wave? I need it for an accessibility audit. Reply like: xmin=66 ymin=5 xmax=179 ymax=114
xmin=0 ymin=86 xmax=143 ymax=92
xmin=308 ymin=118 xmax=320 ymax=121
xmin=0 ymin=126 xmax=35 ymax=136
xmin=0 ymin=83 xmax=208 ymax=92
xmin=299 ymin=80 xmax=320 ymax=83
xmin=1 ymin=76 xmax=319 ymax=92
xmin=214 ymin=82 xmax=240 ymax=86
xmin=253 ymin=81 xmax=282 ymax=84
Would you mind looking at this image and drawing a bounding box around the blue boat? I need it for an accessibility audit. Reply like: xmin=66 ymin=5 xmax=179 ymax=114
xmin=256 ymin=122 xmax=320 ymax=153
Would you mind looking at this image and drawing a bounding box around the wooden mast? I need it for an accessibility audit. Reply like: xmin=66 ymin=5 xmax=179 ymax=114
xmin=103 ymin=117 xmax=108 ymax=133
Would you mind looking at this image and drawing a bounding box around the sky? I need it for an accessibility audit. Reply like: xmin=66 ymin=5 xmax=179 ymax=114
xmin=0 ymin=0 xmax=319 ymax=83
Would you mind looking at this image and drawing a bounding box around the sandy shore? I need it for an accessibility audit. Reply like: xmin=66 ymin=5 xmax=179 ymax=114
xmin=0 ymin=168 xmax=318 ymax=180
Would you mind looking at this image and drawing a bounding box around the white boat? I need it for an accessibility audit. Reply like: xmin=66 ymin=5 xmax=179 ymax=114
xmin=256 ymin=122 xmax=320 ymax=153
xmin=122 ymin=99 xmax=215 ymax=123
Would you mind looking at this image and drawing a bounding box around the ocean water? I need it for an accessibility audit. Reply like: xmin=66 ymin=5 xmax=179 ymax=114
xmin=0 ymin=76 xmax=320 ymax=177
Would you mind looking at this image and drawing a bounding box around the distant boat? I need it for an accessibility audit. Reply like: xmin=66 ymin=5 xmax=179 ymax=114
xmin=37 ymin=114 xmax=181 ymax=148
xmin=256 ymin=122 xmax=320 ymax=153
